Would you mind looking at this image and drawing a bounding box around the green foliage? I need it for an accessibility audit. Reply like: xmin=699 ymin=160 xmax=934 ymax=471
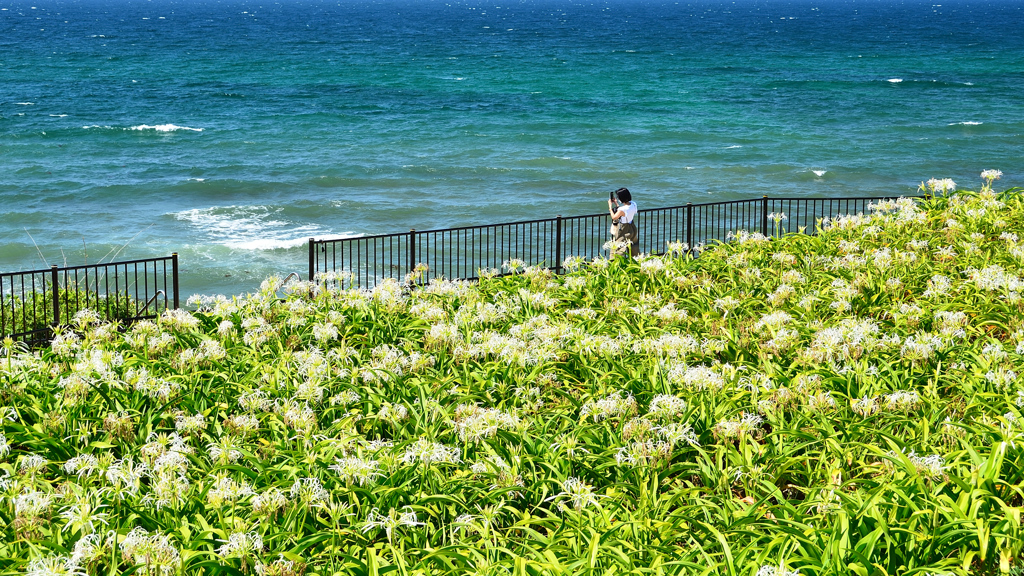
xmin=2 ymin=184 xmax=1024 ymax=575
xmin=1 ymin=286 xmax=141 ymax=341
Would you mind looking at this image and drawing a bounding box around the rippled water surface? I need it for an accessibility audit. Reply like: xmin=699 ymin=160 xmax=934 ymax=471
xmin=2 ymin=0 xmax=1022 ymax=294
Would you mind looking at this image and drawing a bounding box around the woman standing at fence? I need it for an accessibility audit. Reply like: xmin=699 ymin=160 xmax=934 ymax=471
xmin=608 ymin=187 xmax=639 ymax=257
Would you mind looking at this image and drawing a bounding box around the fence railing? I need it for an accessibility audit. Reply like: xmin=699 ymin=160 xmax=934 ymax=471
xmin=1 ymin=254 xmax=179 ymax=345
xmin=1 ymin=195 xmax=915 ymax=345
xmin=309 ymin=195 xmax=910 ymax=287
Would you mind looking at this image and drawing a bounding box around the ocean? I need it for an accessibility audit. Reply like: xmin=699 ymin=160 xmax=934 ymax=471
xmin=1 ymin=0 xmax=1022 ymax=295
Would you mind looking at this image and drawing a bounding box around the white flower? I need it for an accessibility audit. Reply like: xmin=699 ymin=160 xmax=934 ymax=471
xmin=756 ymin=565 xmax=800 ymax=576
xmin=647 ymin=395 xmax=688 ymax=421
xmin=656 ymin=422 xmax=700 ymax=447
xmin=502 ymin=259 xmax=527 ymax=273
xmin=639 ymin=257 xmax=667 ymax=275
xmin=924 ymin=178 xmax=957 ymax=194
xmin=898 ymin=450 xmax=947 ymax=481
xmin=727 ymin=230 xmax=770 ymax=244
xmin=311 ymin=322 xmax=339 ymax=342
xmin=562 ymin=255 xmax=587 ymax=271
xmin=579 ymin=391 xmax=637 ymax=422
xmin=60 ymin=497 xmax=110 ymax=535
xmin=290 ymin=477 xmax=329 ymax=508
xmin=72 ymin=308 xmax=102 ymax=328
xmin=25 ymin=555 xmax=85 ymax=576
xmin=175 ymin=412 xmax=207 ymax=435
xmin=602 ymin=239 xmax=631 ymax=252
xmin=15 ymin=489 xmax=54 ymax=521
xmin=329 ymin=390 xmax=361 ymax=406
xmin=216 ymin=531 xmax=264 ymax=560
xmin=62 ymin=454 xmax=99 ymax=477
xmin=981 ymin=169 xmax=1002 ymax=182
xmin=665 ymin=241 xmax=689 ymax=255
xmin=453 ymin=404 xmax=521 ymax=442
xmin=401 ymin=439 xmax=461 ymax=466
xmin=615 ymin=440 xmax=673 ymax=467
xmin=19 ymin=453 xmax=48 ymax=476
xmin=70 ymin=533 xmax=104 ymax=568
xmin=378 ymin=402 xmax=409 ymax=422
xmin=216 ymin=320 xmax=236 ymax=337
xmin=255 ymin=556 xmax=305 ymax=576
xmin=713 ymin=412 xmax=763 ymax=440
xmin=159 ymin=308 xmax=201 ymax=331
xmin=713 ymin=296 xmax=741 ymax=316
xmin=548 ymin=477 xmax=599 ymax=512
xmin=106 ymin=458 xmax=149 ymax=497
xmin=206 ymin=436 xmax=243 ymax=465
xmin=252 ymin=487 xmax=288 ymax=517
xmin=362 ymin=506 xmax=424 ymax=541
xmin=667 ymin=364 xmax=726 ymax=392
xmin=206 ymin=477 xmax=255 ymax=507
xmin=884 ymin=390 xmax=921 ymax=413
xmin=330 ymin=457 xmax=382 ymax=486
xmin=119 ymin=527 xmax=180 ymax=576
xmin=901 ymin=333 xmax=942 ymax=364
xmin=805 ymin=392 xmax=836 ymax=412
xmin=985 ymin=368 xmax=1018 ymax=389
xmin=238 ymin=389 xmax=272 ymax=413
xmin=755 ymin=311 xmax=794 ymax=332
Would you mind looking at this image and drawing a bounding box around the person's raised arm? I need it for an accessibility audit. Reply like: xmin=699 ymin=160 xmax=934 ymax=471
xmin=608 ymin=199 xmax=625 ymax=220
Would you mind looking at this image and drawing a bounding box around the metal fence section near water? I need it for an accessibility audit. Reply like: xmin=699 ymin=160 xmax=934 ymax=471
xmin=0 ymin=255 xmax=179 ymax=345
xmin=309 ymin=195 xmax=910 ymax=287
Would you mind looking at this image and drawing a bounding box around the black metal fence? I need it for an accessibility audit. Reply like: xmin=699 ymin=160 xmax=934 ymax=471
xmin=1 ymin=255 xmax=179 ymax=345
xmin=309 ymin=195 xmax=909 ymax=287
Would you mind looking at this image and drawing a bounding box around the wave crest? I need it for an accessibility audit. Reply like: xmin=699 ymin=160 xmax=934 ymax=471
xmin=172 ymin=205 xmax=356 ymax=251
xmin=129 ymin=124 xmax=204 ymax=132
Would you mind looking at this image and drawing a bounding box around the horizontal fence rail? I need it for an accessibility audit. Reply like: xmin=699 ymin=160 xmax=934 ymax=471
xmin=310 ymin=195 xmax=914 ymax=288
xmin=1 ymin=254 xmax=179 ymax=346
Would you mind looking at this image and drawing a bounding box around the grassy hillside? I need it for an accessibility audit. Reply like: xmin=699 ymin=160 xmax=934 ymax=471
xmin=3 ymin=181 xmax=1024 ymax=575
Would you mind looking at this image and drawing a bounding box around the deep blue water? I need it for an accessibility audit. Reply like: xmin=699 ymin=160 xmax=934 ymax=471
xmin=2 ymin=0 xmax=1022 ymax=294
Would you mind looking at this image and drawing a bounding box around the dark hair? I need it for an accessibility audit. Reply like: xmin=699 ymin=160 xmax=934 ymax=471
xmin=615 ymin=187 xmax=632 ymax=203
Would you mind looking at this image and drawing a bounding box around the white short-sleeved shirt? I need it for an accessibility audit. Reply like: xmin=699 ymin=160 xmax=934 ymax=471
xmin=619 ymin=201 xmax=638 ymax=224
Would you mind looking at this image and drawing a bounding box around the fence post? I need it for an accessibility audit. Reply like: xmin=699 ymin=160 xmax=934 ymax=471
xmin=686 ymin=203 xmax=693 ymax=254
xmin=171 ymin=253 xmax=179 ymax=310
xmin=408 ymin=229 xmax=416 ymax=277
xmin=554 ymin=216 xmax=563 ymax=274
xmin=50 ymin=265 xmax=60 ymax=329
xmin=761 ymin=195 xmax=769 ymax=237
xmin=308 ymin=238 xmax=316 ymax=281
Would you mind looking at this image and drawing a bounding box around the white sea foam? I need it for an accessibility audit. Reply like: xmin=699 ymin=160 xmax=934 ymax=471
xmin=49 ymin=114 xmax=68 ymax=117
xmin=887 ymin=78 xmax=903 ymax=83
xmin=187 ymin=178 xmax=205 ymax=182
xmin=225 ymin=237 xmax=312 ymax=250
xmin=172 ymin=205 xmax=354 ymax=251
xmin=724 ymin=145 xmax=743 ymax=149
xmin=812 ymin=170 xmax=827 ymax=177
xmin=949 ymin=121 xmax=983 ymax=126
xmin=15 ymin=102 xmax=34 ymax=105
xmin=130 ymin=124 xmax=203 ymax=132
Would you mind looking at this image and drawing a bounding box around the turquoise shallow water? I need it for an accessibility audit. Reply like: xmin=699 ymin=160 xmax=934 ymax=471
xmin=1 ymin=0 xmax=1022 ymax=295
